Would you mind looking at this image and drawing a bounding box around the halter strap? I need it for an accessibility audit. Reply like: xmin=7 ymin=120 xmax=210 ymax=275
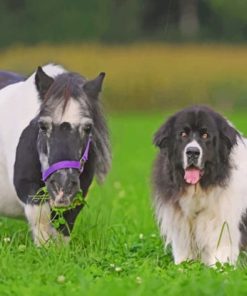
xmin=42 ymin=136 xmax=92 ymax=182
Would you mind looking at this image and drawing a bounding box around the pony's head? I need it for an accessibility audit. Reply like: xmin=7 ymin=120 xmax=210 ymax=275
xmin=35 ymin=66 xmax=110 ymax=207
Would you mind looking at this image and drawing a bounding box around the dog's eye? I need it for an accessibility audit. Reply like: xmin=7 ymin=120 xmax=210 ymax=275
xmin=201 ymin=133 xmax=209 ymax=139
xmin=181 ymin=132 xmax=188 ymax=138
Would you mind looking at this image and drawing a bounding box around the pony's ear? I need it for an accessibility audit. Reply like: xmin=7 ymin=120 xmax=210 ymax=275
xmin=83 ymin=72 xmax=105 ymax=99
xmin=153 ymin=116 xmax=175 ymax=148
xmin=35 ymin=66 xmax=54 ymax=99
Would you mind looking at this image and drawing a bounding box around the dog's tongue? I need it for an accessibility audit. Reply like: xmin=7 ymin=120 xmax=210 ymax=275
xmin=184 ymin=168 xmax=201 ymax=185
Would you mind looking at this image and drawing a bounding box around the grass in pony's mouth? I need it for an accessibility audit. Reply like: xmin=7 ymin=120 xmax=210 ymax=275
xmin=32 ymin=186 xmax=86 ymax=229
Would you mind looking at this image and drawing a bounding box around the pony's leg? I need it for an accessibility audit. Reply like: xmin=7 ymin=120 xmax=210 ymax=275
xmin=24 ymin=203 xmax=58 ymax=246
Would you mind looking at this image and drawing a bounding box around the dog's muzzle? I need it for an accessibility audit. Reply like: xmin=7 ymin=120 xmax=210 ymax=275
xmin=184 ymin=144 xmax=203 ymax=184
xmin=186 ymin=146 xmax=200 ymax=166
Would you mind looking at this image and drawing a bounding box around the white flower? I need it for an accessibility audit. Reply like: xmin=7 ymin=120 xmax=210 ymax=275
xmin=115 ymin=266 xmax=122 ymax=272
xmin=57 ymin=275 xmax=66 ymax=283
xmin=18 ymin=244 xmax=26 ymax=252
xmin=136 ymin=276 xmax=142 ymax=284
xmin=3 ymin=237 xmax=11 ymax=243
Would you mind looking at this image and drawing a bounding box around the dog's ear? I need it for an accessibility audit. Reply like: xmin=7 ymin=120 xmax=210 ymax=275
xmin=153 ymin=116 xmax=175 ymax=148
xmin=215 ymin=113 xmax=239 ymax=153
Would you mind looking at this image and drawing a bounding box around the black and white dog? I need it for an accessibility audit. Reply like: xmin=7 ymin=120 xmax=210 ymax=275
xmin=152 ymin=105 xmax=247 ymax=265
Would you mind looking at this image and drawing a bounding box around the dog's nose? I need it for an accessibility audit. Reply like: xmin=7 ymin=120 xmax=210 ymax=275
xmin=186 ymin=147 xmax=200 ymax=159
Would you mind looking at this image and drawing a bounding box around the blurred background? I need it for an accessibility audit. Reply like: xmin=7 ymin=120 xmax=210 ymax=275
xmin=1 ymin=0 xmax=247 ymax=112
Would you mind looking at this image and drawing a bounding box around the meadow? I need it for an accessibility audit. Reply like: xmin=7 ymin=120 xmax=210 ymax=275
xmin=1 ymin=44 xmax=247 ymax=295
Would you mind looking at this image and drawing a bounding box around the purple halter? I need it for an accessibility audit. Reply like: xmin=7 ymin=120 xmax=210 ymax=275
xmin=42 ymin=136 xmax=92 ymax=182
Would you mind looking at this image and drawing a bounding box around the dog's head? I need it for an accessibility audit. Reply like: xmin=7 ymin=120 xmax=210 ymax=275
xmin=153 ymin=106 xmax=239 ymax=188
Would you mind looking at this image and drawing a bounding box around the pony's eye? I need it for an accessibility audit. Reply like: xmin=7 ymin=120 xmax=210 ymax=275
xmin=39 ymin=123 xmax=48 ymax=133
xmin=84 ymin=124 xmax=92 ymax=134
xmin=202 ymin=133 xmax=209 ymax=139
xmin=181 ymin=131 xmax=188 ymax=138
xmin=38 ymin=117 xmax=52 ymax=134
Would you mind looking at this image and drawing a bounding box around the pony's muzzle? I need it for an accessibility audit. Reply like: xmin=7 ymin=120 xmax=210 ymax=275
xmin=52 ymin=192 xmax=70 ymax=207
xmin=45 ymin=169 xmax=80 ymax=207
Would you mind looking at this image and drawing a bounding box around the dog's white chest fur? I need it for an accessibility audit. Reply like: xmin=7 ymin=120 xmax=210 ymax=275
xmin=158 ymin=190 xmax=239 ymax=265
xmin=179 ymin=185 xmax=210 ymax=218
xmin=176 ymin=185 xmax=228 ymax=263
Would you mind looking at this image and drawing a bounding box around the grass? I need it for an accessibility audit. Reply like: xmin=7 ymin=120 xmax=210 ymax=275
xmin=1 ymin=112 xmax=247 ymax=295
xmin=2 ymin=43 xmax=247 ymax=111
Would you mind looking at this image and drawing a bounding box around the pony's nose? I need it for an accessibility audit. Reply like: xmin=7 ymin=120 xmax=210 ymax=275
xmin=54 ymin=193 xmax=70 ymax=207
xmin=186 ymin=147 xmax=200 ymax=160
xmin=46 ymin=171 xmax=80 ymax=205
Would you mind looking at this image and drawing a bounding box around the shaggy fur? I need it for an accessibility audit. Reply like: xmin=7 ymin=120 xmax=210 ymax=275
xmin=152 ymin=105 xmax=247 ymax=265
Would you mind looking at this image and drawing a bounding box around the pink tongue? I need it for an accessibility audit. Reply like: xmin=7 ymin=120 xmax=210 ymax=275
xmin=184 ymin=168 xmax=201 ymax=185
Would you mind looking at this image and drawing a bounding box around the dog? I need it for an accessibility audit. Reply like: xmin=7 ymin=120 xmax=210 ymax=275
xmin=152 ymin=105 xmax=247 ymax=265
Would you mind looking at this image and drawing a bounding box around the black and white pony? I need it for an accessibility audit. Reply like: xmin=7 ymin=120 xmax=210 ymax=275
xmin=0 ymin=64 xmax=111 ymax=245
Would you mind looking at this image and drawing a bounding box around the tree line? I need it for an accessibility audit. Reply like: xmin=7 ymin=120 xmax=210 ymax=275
xmin=0 ymin=0 xmax=246 ymax=47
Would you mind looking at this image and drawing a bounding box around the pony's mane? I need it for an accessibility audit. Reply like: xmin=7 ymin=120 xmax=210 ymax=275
xmin=39 ymin=70 xmax=111 ymax=183
xmin=41 ymin=72 xmax=86 ymax=115
xmin=88 ymin=97 xmax=111 ymax=183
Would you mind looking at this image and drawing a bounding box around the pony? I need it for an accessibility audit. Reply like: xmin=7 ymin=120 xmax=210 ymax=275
xmin=0 ymin=64 xmax=111 ymax=245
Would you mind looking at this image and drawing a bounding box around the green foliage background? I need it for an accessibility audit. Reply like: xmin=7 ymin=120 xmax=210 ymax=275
xmin=1 ymin=0 xmax=247 ymax=47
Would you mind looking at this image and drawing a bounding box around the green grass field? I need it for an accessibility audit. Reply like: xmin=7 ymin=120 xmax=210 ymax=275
xmin=1 ymin=112 xmax=247 ymax=296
